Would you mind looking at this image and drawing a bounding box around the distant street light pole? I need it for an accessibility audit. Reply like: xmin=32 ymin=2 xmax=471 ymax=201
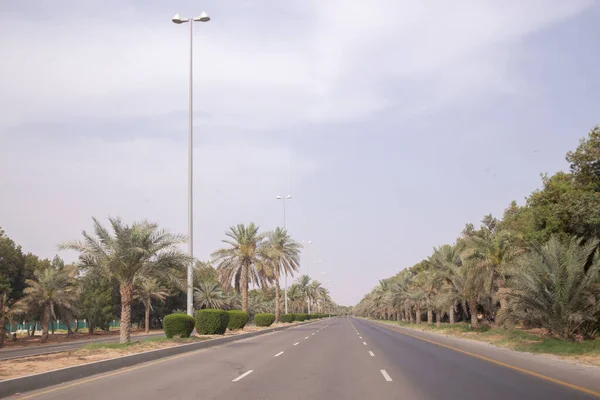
xmin=276 ymin=194 xmax=292 ymax=314
xmin=172 ymin=11 xmax=211 ymax=317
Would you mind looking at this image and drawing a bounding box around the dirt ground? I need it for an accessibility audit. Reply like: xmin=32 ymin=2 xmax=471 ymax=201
xmin=0 ymin=321 xmax=303 ymax=380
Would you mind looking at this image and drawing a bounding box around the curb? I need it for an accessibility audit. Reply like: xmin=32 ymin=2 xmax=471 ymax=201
xmin=0 ymin=319 xmax=324 ymax=398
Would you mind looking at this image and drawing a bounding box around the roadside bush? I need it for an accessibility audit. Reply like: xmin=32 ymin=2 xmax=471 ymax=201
xmin=280 ymin=313 xmax=294 ymax=323
xmin=294 ymin=313 xmax=307 ymax=322
xmin=227 ymin=310 xmax=250 ymax=330
xmin=254 ymin=313 xmax=276 ymax=327
xmin=195 ymin=309 xmax=229 ymax=335
xmin=163 ymin=314 xmax=195 ymax=338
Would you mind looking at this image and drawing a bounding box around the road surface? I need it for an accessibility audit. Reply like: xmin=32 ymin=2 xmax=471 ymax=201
xmin=12 ymin=318 xmax=599 ymax=399
xmin=0 ymin=333 xmax=165 ymax=361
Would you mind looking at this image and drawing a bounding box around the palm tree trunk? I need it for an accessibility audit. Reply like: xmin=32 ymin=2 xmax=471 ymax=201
xmin=436 ymin=310 xmax=442 ymax=328
xmin=40 ymin=304 xmax=50 ymax=343
xmin=145 ymin=296 xmax=151 ymax=334
xmin=427 ymin=310 xmax=433 ymax=325
xmin=469 ymin=300 xmax=479 ymax=329
xmin=119 ymin=283 xmax=134 ymax=343
xmin=0 ymin=317 xmax=5 ymax=348
xmin=275 ymin=276 xmax=280 ymax=323
xmin=415 ymin=306 xmax=421 ymax=324
xmin=407 ymin=306 xmax=414 ymax=323
xmin=241 ymin=264 xmax=249 ymax=313
xmin=449 ymin=304 xmax=456 ymax=325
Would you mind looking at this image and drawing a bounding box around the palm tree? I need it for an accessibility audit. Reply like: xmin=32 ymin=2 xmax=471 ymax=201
xmin=194 ymin=281 xmax=227 ymax=310
xmin=135 ymin=277 xmax=168 ymax=333
xmin=462 ymin=230 xmax=519 ymax=328
xmin=61 ymin=217 xmax=190 ymax=343
xmin=0 ymin=290 xmax=26 ymax=348
xmin=22 ymin=265 xmax=79 ymax=343
xmin=295 ymin=275 xmax=312 ymax=313
xmin=261 ymin=228 xmax=301 ymax=322
xmin=431 ymin=244 xmax=465 ymax=325
xmin=503 ymin=236 xmax=600 ymax=339
xmin=287 ymin=284 xmax=304 ymax=313
xmin=212 ymin=223 xmax=266 ymax=313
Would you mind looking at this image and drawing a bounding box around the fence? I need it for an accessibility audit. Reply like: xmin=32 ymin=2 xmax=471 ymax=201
xmin=6 ymin=320 xmax=120 ymax=333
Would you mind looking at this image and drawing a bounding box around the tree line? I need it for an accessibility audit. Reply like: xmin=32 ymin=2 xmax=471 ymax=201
xmin=0 ymin=220 xmax=341 ymax=346
xmin=355 ymin=126 xmax=600 ymax=340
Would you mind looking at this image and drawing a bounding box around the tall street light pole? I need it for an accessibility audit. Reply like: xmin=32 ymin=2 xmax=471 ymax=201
xmin=276 ymin=194 xmax=292 ymax=314
xmin=172 ymin=11 xmax=210 ymax=317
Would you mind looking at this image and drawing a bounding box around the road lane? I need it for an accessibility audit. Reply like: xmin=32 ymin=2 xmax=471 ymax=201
xmin=353 ymin=318 xmax=598 ymax=400
xmin=14 ymin=319 xmax=331 ymax=400
xmin=220 ymin=317 xmax=406 ymax=399
xmin=12 ymin=317 xmax=600 ymax=399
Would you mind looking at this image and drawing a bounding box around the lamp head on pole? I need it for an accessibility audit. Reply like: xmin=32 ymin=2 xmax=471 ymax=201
xmin=193 ymin=11 xmax=211 ymax=22
xmin=172 ymin=13 xmax=189 ymax=24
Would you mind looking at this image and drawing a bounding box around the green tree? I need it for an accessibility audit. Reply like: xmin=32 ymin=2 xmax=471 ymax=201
xmin=503 ymin=236 xmax=600 ymax=339
xmin=79 ymin=271 xmax=114 ymax=334
xmin=135 ymin=277 xmax=168 ymax=333
xmin=212 ymin=223 xmax=266 ymax=313
xmin=62 ymin=217 xmax=190 ymax=343
xmin=261 ymin=228 xmax=301 ymax=321
xmin=194 ymin=281 xmax=227 ymax=310
xmin=0 ymin=289 xmax=26 ymax=348
xmin=566 ymin=125 xmax=600 ymax=190
xmin=22 ymin=265 xmax=79 ymax=343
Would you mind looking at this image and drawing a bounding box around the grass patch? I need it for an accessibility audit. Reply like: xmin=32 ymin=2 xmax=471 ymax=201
xmin=515 ymin=338 xmax=600 ymax=355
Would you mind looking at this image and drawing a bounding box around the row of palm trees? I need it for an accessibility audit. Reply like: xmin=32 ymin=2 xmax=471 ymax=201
xmin=3 ymin=218 xmax=337 ymax=345
xmin=355 ymin=224 xmax=600 ymax=340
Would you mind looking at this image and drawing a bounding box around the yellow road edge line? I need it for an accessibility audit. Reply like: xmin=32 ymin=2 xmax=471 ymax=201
xmin=363 ymin=319 xmax=600 ymax=398
xmin=16 ymin=320 xmax=326 ymax=400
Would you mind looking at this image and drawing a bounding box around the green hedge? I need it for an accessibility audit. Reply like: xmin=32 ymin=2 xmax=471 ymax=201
xmin=280 ymin=313 xmax=294 ymax=323
xmin=195 ymin=309 xmax=229 ymax=335
xmin=254 ymin=313 xmax=276 ymax=327
xmin=227 ymin=310 xmax=250 ymax=330
xmin=294 ymin=313 xmax=307 ymax=322
xmin=163 ymin=314 xmax=195 ymax=338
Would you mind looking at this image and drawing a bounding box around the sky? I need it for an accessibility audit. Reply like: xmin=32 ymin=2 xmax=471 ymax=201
xmin=1 ymin=0 xmax=599 ymax=306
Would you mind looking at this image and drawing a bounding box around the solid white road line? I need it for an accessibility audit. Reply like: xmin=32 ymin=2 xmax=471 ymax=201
xmin=369 ymin=351 xmax=375 ymax=357
xmin=294 ymin=342 xmax=300 ymax=346
xmin=380 ymin=369 xmax=393 ymax=382
xmin=274 ymin=351 xmax=284 ymax=357
xmin=232 ymin=370 xmax=254 ymax=382
xmin=363 ymin=342 xmax=367 ymax=345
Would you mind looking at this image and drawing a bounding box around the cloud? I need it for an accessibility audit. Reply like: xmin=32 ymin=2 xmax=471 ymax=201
xmin=0 ymin=0 xmax=591 ymax=132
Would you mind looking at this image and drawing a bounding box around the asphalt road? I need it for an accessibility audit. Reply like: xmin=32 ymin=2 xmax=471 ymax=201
xmin=13 ymin=317 xmax=599 ymax=399
xmin=0 ymin=333 xmax=165 ymax=360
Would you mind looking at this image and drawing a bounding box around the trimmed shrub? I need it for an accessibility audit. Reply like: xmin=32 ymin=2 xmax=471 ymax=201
xmin=254 ymin=313 xmax=276 ymax=327
xmin=195 ymin=309 xmax=229 ymax=335
xmin=163 ymin=314 xmax=195 ymax=338
xmin=294 ymin=313 xmax=307 ymax=322
xmin=227 ymin=310 xmax=250 ymax=330
xmin=280 ymin=313 xmax=294 ymax=323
